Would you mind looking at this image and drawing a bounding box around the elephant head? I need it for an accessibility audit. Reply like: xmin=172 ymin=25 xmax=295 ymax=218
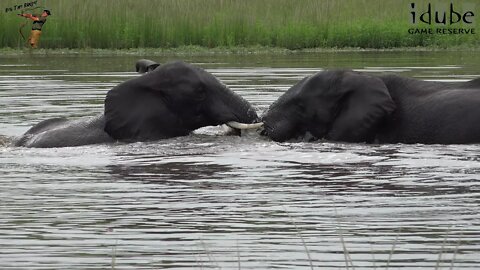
xmin=105 ymin=61 xmax=260 ymax=141
xmin=261 ymin=70 xmax=396 ymax=143
xmin=135 ymin=59 xmax=160 ymax=73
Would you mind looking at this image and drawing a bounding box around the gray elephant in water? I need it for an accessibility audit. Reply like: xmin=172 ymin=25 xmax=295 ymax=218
xmin=15 ymin=60 xmax=261 ymax=148
xmin=261 ymin=70 xmax=480 ymax=144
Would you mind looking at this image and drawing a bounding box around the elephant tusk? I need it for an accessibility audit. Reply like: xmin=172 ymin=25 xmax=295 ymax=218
xmin=226 ymin=121 xmax=264 ymax=130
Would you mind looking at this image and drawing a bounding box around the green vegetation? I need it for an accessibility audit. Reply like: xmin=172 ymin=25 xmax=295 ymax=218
xmin=1 ymin=0 xmax=478 ymax=49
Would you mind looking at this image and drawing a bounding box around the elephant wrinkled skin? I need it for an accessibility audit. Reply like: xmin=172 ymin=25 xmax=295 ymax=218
xmin=261 ymin=70 xmax=480 ymax=144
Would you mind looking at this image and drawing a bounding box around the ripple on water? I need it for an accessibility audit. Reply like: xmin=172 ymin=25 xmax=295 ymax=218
xmin=0 ymin=53 xmax=479 ymax=269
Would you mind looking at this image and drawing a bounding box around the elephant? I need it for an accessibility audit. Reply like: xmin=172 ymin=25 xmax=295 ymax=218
xmin=135 ymin=59 xmax=160 ymax=73
xmin=261 ymin=70 xmax=480 ymax=144
xmin=15 ymin=60 xmax=261 ymax=148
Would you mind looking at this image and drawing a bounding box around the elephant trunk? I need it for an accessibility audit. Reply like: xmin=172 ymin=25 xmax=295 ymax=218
xmin=211 ymin=86 xmax=259 ymax=126
xmin=260 ymin=112 xmax=297 ymax=142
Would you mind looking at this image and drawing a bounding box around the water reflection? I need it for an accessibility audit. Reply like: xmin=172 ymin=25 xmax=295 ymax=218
xmin=108 ymin=161 xmax=234 ymax=182
xmin=0 ymin=52 xmax=479 ymax=269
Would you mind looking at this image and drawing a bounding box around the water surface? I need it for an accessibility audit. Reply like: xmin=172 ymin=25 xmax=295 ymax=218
xmin=0 ymin=51 xmax=479 ymax=269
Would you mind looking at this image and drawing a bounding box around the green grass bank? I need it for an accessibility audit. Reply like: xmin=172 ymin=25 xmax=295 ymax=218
xmin=1 ymin=0 xmax=478 ymax=49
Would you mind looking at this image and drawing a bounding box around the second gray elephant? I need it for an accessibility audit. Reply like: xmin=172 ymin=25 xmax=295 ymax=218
xmin=261 ymin=70 xmax=480 ymax=144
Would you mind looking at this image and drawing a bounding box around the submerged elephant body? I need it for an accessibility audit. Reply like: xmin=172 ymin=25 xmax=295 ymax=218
xmin=376 ymin=75 xmax=480 ymax=144
xmin=15 ymin=114 xmax=113 ymax=148
xmin=261 ymin=70 xmax=480 ymax=144
xmin=16 ymin=61 xmax=259 ymax=148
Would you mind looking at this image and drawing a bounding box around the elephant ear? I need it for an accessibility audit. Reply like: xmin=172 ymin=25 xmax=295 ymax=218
xmin=326 ymin=72 xmax=396 ymax=142
xmin=104 ymin=76 xmax=188 ymax=141
xmin=135 ymin=59 xmax=160 ymax=73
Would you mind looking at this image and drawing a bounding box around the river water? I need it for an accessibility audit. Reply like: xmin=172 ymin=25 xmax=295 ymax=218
xmin=0 ymin=51 xmax=479 ymax=269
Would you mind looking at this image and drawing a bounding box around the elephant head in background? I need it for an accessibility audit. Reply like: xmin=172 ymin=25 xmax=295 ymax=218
xmin=16 ymin=60 xmax=260 ymax=148
xmin=261 ymin=70 xmax=480 ymax=144
xmin=135 ymin=59 xmax=160 ymax=73
xmin=261 ymin=70 xmax=396 ymax=143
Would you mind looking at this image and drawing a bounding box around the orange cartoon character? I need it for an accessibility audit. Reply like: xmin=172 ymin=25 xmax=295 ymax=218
xmin=18 ymin=9 xmax=51 ymax=48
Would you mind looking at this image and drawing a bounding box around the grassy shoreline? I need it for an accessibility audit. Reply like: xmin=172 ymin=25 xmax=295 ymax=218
xmin=1 ymin=0 xmax=478 ymax=50
xmin=1 ymin=44 xmax=479 ymax=57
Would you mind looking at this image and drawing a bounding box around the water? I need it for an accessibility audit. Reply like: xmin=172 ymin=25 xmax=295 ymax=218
xmin=0 ymin=51 xmax=479 ymax=269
